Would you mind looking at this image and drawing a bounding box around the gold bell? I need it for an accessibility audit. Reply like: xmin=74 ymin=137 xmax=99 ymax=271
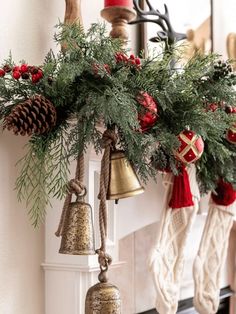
xmin=59 ymin=194 xmax=95 ymax=255
xmin=107 ymin=150 xmax=144 ymax=200
xmin=85 ymin=282 xmax=121 ymax=314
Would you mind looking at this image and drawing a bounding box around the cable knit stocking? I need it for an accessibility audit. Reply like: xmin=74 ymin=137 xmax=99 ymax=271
xmin=149 ymin=165 xmax=200 ymax=314
xmin=193 ymin=181 xmax=236 ymax=314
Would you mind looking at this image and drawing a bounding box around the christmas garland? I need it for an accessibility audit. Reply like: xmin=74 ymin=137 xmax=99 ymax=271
xmin=0 ymin=23 xmax=235 ymax=226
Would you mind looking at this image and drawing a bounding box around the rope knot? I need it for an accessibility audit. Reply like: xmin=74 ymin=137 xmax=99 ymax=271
xmin=68 ymin=179 xmax=86 ymax=197
xmin=101 ymin=129 xmax=118 ymax=149
xmin=96 ymin=249 xmax=112 ymax=283
xmin=96 ymin=249 xmax=112 ymax=267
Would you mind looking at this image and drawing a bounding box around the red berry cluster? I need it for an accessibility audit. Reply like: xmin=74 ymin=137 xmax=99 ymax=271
xmin=0 ymin=64 xmax=43 ymax=83
xmin=115 ymin=53 xmax=141 ymax=68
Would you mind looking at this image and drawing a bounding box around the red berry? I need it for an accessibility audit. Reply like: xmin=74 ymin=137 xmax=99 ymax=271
xmin=104 ymin=64 xmax=111 ymax=75
xmin=130 ymin=60 xmax=136 ymax=65
xmin=129 ymin=54 xmax=135 ymax=60
xmin=208 ymin=103 xmax=218 ymax=112
xmin=32 ymin=67 xmax=39 ymax=74
xmin=37 ymin=69 xmax=43 ymax=79
xmin=225 ymin=105 xmax=233 ymax=114
xmin=135 ymin=58 xmax=141 ymax=65
xmin=92 ymin=63 xmax=99 ymax=76
xmin=13 ymin=66 xmax=20 ymax=72
xmin=21 ymin=72 xmax=30 ymax=80
xmin=12 ymin=71 xmax=21 ymax=80
xmin=32 ymin=74 xmax=40 ymax=83
xmin=3 ymin=65 xmax=12 ymax=73
xmin=0 ymin=69 xmax=5 ymax=77
xmin=20 ymin=64 xmax=28 ymax=73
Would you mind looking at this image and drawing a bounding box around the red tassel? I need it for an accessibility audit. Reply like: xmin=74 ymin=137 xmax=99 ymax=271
xmin=211 ymin=179 xmax=236 ymax=206
xmin=169 ymin=166 xmax=194 ymax=209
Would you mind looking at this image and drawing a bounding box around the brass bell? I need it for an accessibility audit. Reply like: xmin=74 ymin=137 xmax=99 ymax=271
xmin=59 ymin=192 xmax=95 ymax=255
xmin=107 ymin=150 xmax=144 ymax=200
xmin=85 ymin=282 xmax=121 ymax=314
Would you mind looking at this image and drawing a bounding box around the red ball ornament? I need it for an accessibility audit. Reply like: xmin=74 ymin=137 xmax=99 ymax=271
xmin=226 ymin=123 xmax=236 ymax=144
xmin=175 ymin=130 xmax=204 ymax=164
xmin=137 ymin=92 xmax=158 ymax=132
xmin=12 ymin=71 xmax=21 ymax=80
xmin=0 ymin=69 xmax=5 ymax=77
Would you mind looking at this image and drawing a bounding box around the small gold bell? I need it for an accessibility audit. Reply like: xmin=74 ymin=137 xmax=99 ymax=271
xmin=85 ymin=282 xmax=121 ymax=314
xmin=107 ymin=150 xmax=144 ymax=200
xmin=59 ymin=195 xmax=95 ymax=255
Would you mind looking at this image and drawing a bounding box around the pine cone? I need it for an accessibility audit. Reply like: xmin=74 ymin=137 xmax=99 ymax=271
xmin=4 ymin=95 xmax=57 ymax=136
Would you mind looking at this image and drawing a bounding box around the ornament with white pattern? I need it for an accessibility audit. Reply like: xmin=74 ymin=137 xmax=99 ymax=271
xmin=175 ymin=130 xmax=204 ymax=164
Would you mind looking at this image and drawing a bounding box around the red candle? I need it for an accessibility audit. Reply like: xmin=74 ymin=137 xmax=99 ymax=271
xmin=104 ymin=0 xmax=133 ymax=8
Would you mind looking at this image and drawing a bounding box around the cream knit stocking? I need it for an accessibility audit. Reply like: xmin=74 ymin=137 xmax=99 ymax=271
xmin=193 ymin=200 xmax=236 ymax=314
xmin=149 ymin=165 xmax=200 ymax=314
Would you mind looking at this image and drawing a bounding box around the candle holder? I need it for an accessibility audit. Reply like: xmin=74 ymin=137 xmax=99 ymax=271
xmin=101 ymin=6 xmax=136 ymax=41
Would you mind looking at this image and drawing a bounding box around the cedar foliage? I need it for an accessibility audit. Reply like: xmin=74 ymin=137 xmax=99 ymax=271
xmin=0 ymin=23 xmax=235 ymax=226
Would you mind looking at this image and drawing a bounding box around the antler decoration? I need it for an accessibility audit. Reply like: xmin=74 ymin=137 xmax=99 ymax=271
xmin=130 ymin=0 xmax=186 ymax=47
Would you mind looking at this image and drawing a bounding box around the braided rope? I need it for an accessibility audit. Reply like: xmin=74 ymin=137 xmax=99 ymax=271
xmin=96 ymin=128 xmax=117 ymax=282
xmin=55 ymin=153 xmax=85 ymax=237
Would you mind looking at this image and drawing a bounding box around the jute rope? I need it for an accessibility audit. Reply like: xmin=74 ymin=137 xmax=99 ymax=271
xmin=55 ymin=154 xmax=85 ymax=237
xmin=96 ymin=128 xmax=118 ymax=283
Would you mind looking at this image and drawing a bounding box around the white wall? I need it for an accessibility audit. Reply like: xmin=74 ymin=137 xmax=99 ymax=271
xmin=213 ymin=0 xmax=236 ymax=58
xmin=0 ymin=1 xmax=65 ymax=313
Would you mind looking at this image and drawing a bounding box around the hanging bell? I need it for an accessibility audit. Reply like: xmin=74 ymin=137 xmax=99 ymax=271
xmin=107 ymin=150 xmax=144 ymax=200
xmin=85 ymin=282 xmax=121 ymax=314
xmin=59 ymin=188 xmax=95 ymax=255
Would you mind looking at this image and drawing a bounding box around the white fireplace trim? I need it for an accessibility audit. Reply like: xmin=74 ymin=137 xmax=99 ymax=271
xmin=42 ymin=261 xmax=126 ymax=272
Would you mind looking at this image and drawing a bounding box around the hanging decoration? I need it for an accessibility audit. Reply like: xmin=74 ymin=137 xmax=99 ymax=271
xmin=149 ymin=165 xmax=200 ymax=314
xmin=137 ymin=92 xmax=159 ymax=132
xmin=174 ymin=130 xmax=204 ymax=164
xmin=85 ymin=128 xmax=121 ymax=313
xmin=106 ymin=150 xmax=144 ymax=200
xmin=193 ymin=180 xmax=236 ymax=314
xmin=55 ymin=154 xmax=95 ymax=256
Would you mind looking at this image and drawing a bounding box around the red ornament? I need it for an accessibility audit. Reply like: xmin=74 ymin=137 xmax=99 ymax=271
xmin=137 ymin=92 xmax=158 ymax=132
xmin=175 ymin=130 xmax=204 ymax=164
xmin=0 ymin=69 xmax=5 ymax=77
xmin=20 ymin=64 xmax=28 ymax=73
xmin=12 ymin=71 xmax=21 ymax=80
xmin=226 ymin=123 xmax=236 ymax=144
